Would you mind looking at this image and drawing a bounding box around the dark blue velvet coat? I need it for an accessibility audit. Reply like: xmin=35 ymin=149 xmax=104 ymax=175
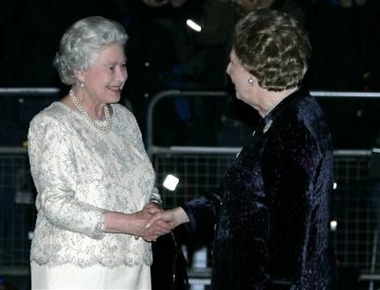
xmin=182 ymin=88 xmax=335 ymax=290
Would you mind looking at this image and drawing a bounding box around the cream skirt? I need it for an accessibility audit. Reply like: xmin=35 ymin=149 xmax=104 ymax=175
xmin=31 ymin=262 xmax=151 ymax=290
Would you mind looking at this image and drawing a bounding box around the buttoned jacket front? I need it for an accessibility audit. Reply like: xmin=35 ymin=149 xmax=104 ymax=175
xmin=182 ymin=88 xmax=335 ymax=290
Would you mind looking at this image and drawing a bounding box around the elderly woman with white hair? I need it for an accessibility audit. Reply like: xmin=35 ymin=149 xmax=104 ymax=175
xmin=28 ymin=16 xmax=171 ymax=290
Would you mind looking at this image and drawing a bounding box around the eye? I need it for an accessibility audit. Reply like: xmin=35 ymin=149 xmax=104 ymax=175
xmin=109 ymin=66 xmax=115 ymax=72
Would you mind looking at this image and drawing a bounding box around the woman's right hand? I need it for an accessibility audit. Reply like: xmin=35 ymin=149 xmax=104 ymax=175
xmin=103 ymin=209 xmax=171 ymax=242
xmin=145 ymin=207 xmax=190 ymax=238
xmin=134 ymin=208 xmax=172 ymax=242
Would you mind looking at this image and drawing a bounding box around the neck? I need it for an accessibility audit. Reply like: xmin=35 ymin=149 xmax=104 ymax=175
xmin=261 ymin=86 xmax=298 ymax=117
xmin=69 ymin=89 xmax=112 ymax=134
xmin=70 ymin=89 xmax=104 ymax=120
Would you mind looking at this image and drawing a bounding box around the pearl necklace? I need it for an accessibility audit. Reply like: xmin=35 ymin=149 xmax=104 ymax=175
xmin=69 ymin=89 xmax=112 ymax=133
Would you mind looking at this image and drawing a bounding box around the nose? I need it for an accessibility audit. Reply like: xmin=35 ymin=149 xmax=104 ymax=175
xmin=226 ymin=62 xmax=231 ymax=75
xmin=117 ymin=65 xmax=128 ymax=82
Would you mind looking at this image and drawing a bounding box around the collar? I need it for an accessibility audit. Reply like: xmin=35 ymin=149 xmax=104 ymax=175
xmin=261 ymin=86 xmax=309 ymax=134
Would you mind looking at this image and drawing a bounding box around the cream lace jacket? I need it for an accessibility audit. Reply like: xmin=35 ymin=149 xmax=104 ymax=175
xmin=28 ymin=102 xmax=159 ymax=268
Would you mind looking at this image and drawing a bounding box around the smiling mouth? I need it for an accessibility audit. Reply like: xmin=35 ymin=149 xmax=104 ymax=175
xmin=108 ymin=86 xmax=123 ymax=93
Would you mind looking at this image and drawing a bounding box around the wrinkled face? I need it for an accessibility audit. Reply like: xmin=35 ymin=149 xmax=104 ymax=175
xmin=226 ymin=49 xmax=257 ymax=106
xmin=80 ymin=43 xmax=127 ymax=105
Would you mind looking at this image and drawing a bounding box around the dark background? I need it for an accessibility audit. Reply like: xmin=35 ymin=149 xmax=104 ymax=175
xmin=1 ymin=0 xmax=380 ymax=148
xmin=1 ymin=2 xmax=380 ymax=290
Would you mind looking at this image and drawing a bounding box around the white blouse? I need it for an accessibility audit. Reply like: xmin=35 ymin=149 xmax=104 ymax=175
xmin=28 ymin=102 xmax=158 ymax=268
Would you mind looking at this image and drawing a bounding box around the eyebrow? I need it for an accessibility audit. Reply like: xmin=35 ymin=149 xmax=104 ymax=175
xmin=103 ymin=59 xmax=127 ymax=66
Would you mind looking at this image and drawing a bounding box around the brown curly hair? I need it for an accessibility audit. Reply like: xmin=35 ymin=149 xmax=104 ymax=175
xmin=233 ymin=9 xmax=311 ymax=91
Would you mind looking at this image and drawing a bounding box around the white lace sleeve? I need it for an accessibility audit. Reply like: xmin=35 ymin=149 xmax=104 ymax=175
xmin=28 ymin=114 xmax=105 ymax=240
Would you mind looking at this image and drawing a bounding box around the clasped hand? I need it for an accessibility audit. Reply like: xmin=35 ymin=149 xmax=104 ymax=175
xmin=135 ymin=204 xmax=182 ymax=242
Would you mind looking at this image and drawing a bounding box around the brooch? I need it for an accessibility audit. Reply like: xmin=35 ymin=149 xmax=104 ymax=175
xmin=263 ymin=119 xmax=273 ymax=134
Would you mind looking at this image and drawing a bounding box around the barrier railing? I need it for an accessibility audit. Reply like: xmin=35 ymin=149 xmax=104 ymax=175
xmin=0 ymin=87 xmax=61 ymax=147
xmin=2 ymin=89 xmax=380 ymax=289
xmin=146 ymin=90 xmax=380 ymax=289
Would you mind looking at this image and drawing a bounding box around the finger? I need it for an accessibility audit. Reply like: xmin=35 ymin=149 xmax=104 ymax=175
xmin=153 ymin=226 xmax=171 ymax=237
xmin=156 ymin=220 xmax=169 ymax=227
xmin=147 ymin=222 xmax=169 ymax=235
xmin=155 ymin=219 xmax=173 ymax=230
xmin=144 ymin=227 xmax=167 ymax=240
xmin=146 ymin=212 xmax=165 ymax=225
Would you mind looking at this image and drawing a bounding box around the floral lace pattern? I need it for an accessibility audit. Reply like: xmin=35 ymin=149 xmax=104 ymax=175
xmin=28 ymin=102 xmax=157 ymax=268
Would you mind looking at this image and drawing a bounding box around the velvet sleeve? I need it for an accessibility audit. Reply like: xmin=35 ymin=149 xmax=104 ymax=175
xmin=181 ymin=187 xmax=223 ymax=232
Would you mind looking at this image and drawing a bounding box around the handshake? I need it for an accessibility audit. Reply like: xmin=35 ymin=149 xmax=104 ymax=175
xmin=134 ymin=203 xmax=189 ymax=242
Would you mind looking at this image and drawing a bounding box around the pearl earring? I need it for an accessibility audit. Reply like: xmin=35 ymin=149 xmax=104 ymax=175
xmin=248 ymin=78 xmax=254 ymax=86
xmin=80 ymin=82 xmax=85 ymax=88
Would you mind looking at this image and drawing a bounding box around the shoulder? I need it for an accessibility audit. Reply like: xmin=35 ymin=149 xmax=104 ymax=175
xmin=275 ymin=90 xmax=328 ymax=137
xmin=111 ymin=103 xmax=140 ymax=129
xmin=28 ymin=102 xmax=76 ymax=144
xmin=30 ymin=102 xmax=69 ymax=129
xmin=281 ymin=89 xmax=321 ymax=119
xmin=111 ymin=103 xmax=135 ymax=120
xmin=270 ymin=91 xmax=330 ymax=151
xmin=28 ymin=103 xmax=75 ymax=157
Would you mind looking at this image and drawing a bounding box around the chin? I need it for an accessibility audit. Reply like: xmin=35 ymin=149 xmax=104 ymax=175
xmin=235 ymin=93 xmax=244 ymax=102
xmin=108 ymin=92 xmax=122 ymax=102
xmin=110 ymin=97 xmax=121 ymax=104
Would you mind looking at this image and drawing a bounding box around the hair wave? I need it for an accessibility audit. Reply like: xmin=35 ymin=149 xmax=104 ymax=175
xmin=233 ymin=9 xmax=311 ymax=91
xmin=53 ymin=16 xmax=128 ymax=85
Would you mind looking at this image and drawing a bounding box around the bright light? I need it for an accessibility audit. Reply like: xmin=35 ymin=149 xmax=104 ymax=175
xmin=333 ymin=182 xmax=337 ymax=190
xmin=330 ymin=220 xmax=338 ymax=231
xmin=163 ymin=174 xmax=180 ymax=191
xmin=186 ymin=19 xmax=202 ymax=32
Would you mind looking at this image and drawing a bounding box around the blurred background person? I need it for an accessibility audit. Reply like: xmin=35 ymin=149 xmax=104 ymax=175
xmin=28 ymin=16 xmax=170 ymax=290
xmin=191 ymin=0 xmax=306 ymax=147
xmin=123 ymin=0 xmax=205 ymax=145
xmin=150 ymin=9 xmax=336 ymax=290
xmin=307 ymin=0 xmax=372 ymax=91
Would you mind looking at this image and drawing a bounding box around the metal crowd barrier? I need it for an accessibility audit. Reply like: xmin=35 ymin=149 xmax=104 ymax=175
xmin=146 ymin=90 xmax=380 ymax=289
xmin=2 ymin=89 xmax=380 ymax=290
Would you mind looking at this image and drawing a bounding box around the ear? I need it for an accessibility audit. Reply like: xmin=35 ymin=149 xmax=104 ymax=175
xmin=74 ymin=70 xmax=86 ymax=84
